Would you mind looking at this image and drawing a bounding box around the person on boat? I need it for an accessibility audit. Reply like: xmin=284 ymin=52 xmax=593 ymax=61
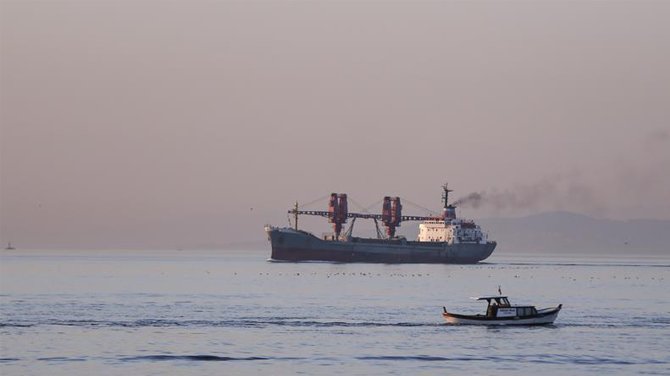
xmin=487 ymin=301 xmax=498 ymax=317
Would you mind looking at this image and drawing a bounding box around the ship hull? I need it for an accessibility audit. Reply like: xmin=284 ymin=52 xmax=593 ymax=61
xmin=442 ymin=306 xmax=562 ymax=325
xmin=266 ymin=227 xmax=496 ymax=264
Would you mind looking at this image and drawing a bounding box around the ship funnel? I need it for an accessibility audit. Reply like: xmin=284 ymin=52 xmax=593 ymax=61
xmin=444 ymin=205 xmax=456 ymax=220
xmin=442 ymin=183 xmax=455 ymax=220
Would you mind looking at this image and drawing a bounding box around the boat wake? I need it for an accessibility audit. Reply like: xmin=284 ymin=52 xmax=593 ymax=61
xmin=120 ymin=355 xmax=272 ymax=362
xmin=4 ymin=353 xmax=662 ymax=367
xmin=0 ymin=318 xmax=442 ymax=329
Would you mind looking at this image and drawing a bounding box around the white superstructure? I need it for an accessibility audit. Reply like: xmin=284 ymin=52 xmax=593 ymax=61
xmin=418 ymin=219 xmax=488 ymax=245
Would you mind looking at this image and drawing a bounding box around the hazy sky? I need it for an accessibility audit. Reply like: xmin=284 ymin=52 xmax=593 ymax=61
xmin=1 ymin=1 xmax=669 ymax=249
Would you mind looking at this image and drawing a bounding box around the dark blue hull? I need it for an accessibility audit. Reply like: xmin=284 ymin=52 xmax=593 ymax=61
xmin=266 ymin=227 xmax=496 ymax=264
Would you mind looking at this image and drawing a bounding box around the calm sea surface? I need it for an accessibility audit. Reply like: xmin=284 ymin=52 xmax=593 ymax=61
xmin=1 ymin=249 xmax=669 ymax=375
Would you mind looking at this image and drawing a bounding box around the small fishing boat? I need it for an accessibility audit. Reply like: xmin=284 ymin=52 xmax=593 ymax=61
xmin=442 ymin=296 xmax=562 ymax=325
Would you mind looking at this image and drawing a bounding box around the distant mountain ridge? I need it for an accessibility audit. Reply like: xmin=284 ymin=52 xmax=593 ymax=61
xmin=478 ymin=211 xmax=670 ymax=255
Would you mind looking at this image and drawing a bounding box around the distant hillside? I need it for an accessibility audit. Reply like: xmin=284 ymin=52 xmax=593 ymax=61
xmin=478 ymin=211 xmax=670 ymax=255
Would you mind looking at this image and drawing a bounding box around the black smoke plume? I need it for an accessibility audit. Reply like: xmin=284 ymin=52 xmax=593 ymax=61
xmin=451 ymin=174 xmax=605 ymax=215
xmin=452 ymin=192 xmax=484 ymax=208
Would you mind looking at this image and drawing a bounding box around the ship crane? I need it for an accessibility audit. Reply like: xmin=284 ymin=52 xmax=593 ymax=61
xmin=290 ymin=189 xmax=449 ymax=239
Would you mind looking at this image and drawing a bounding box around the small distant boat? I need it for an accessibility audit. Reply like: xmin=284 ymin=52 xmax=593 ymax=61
xmin=442 ymin=296 xmax=562 ymax=325
xmin=5 ymin=242 xmax=15 ymax=250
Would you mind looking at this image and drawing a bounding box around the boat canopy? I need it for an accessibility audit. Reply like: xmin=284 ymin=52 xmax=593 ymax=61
xmin=472 ymin=296 xmax=508 ymax=300
xmin=471 ymin=296 xmax=511 ymax=306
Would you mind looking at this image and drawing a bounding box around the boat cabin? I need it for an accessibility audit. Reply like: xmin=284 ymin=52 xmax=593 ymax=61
xmin=473 ymin=296 xmax=538 ymax=318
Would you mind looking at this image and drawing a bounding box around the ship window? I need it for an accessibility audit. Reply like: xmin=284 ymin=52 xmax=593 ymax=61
xmin=518 ymin=307 xmax=532 ymax=316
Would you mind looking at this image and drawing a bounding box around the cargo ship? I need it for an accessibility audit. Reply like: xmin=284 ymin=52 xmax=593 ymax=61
xmin=265 ymin=184 xmax=496 ymax=263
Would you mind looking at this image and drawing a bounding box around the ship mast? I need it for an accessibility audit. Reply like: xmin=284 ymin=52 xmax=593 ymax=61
xmin=442 ymin=183 xmax=453 ymax=219
xmin=293 ymin=201 xmax=299 ymax=230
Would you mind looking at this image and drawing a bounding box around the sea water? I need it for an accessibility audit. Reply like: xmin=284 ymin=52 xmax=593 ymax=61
xmin=1 ymin=249 xmax=669 ymax=375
